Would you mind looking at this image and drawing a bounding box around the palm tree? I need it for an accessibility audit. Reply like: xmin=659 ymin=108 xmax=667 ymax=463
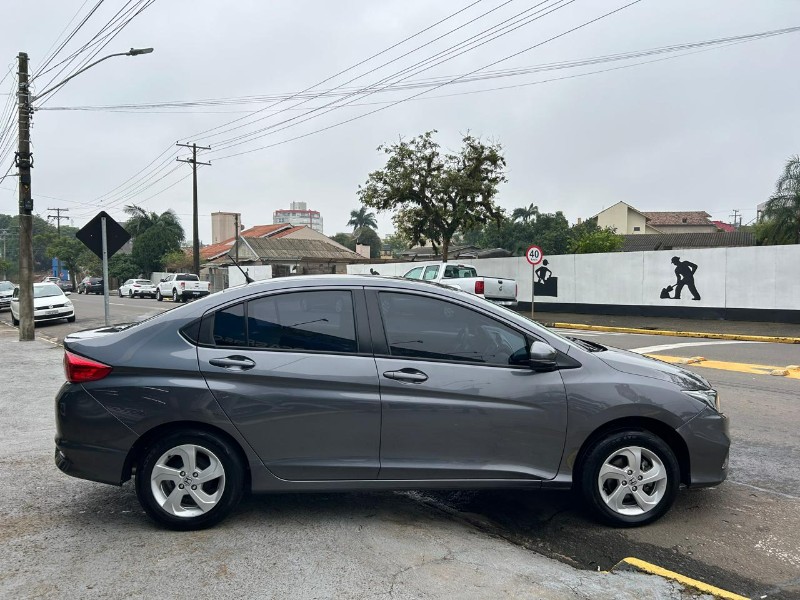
xmin=347 ymin=206 xmax=378 ymax=232
xmin=757 ymin=156 xmax=800 ymax=244
xmin=123 ymin=205 xmax=185 ymax=241
xmin=511 ymin=203 xmax=539 ymax=224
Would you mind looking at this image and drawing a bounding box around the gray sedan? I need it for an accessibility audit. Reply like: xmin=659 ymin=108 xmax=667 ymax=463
xmin=55 ymin=276 xmax=729 ymax=530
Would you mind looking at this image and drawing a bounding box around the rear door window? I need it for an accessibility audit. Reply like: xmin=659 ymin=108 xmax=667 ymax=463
xmin=404 ymin=267 xmax=423 ymax=280
xmin=212 ymin=303 xmax=247 ymax=347
xmin=422 ymin=266 xmax=439 ymax=280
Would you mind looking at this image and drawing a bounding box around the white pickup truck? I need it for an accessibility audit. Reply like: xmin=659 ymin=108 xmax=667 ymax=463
xmin=403 ymin=262 xmax=517 ymax=307
xmin=156 ymin=273 xmax=211 ymax=302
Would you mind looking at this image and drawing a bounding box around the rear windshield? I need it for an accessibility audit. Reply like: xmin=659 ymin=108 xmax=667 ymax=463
xmin=135 ymin=280 xmax=152 ymax=285
xmin=176 ymin=274 xmax=199 ymax=281
xmin=90 ymin=278 xmax=103 ymax=283
xmin=443 ymin=265 xmax=478 ymax=279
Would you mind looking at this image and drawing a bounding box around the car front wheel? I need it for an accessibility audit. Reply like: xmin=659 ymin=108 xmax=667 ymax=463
xmin=579 ymin=430 xmax=679 ymax=527
xmin=135 ymin=430 xmax=244 ymax=530
xmin=156 ymin=290 xmax=163 ymax=301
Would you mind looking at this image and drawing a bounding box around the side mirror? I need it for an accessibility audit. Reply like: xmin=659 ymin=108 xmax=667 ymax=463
xmin=509 ymin=341 xmax=558 ymax=371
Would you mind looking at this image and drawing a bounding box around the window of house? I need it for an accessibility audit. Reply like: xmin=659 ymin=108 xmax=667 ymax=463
xmin=378 ymin=292 xmax=527 ymax=366
xmin=633 ymin=226 xmax=641 ymax=232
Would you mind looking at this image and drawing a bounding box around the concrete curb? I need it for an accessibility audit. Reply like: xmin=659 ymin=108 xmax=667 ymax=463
xmin=545 ymin=322 xmax=800 ymax=344
xmin=611 ymin=557 xmax=749 ymax=600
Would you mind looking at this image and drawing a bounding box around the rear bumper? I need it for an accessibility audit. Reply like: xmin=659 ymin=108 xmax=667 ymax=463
xmin=677 ymin=407 xmax=730 ymax=487
xmin=180 ymin=290 xmax=210 ymax=300
xmin=54 ymin=383 xmax=138 ymax=485
xmin=487 ymin=298 xmax=518 ymax=308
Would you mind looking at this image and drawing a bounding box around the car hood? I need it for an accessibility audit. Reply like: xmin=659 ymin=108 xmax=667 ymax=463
xmin=595 ymin=346 xmax=711 ymax=390
xmin=0 ymin=291 xmax=12 ymax=298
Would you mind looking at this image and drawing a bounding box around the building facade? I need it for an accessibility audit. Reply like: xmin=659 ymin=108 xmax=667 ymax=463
xmin=211 ymin=211 xmax=241 ymax=244
xmin=273 ymin=201 xmax=323 ymax=233
xmin=594 ymin=202 xmax=661 ymax=234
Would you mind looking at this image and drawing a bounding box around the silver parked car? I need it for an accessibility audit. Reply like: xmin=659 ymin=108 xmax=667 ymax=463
xmin=55 ymin=276 xmax=729 ymax=530
xmin=0 ymin=280 xmax=13 ymax=310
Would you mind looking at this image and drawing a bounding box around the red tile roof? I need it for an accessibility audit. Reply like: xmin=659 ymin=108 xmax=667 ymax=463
xmin=641 ymin=211 xmax=713 ymax=226
xmin=201 ymin=224 xmax=291 ymax=260
xmin=711 ymin=220 xmax=735 ymax=232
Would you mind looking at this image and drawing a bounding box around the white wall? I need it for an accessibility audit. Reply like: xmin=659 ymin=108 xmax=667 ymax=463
xmin=347 ymin=245 xmax=800 ymax=311
xmin=228 ymin=265 xmax=272 ymax=287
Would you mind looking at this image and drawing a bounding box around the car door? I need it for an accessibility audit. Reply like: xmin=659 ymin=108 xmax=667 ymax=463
xmin=367 ymin=289 xmax=568 ymax=481
xmin=197 ymin=287 xmax=381 ymax=481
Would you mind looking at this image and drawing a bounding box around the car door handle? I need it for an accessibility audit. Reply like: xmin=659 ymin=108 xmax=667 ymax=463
xmin=383 ymin=368 xmax=428 ymax=383
xmin=209 ymin=356 xmax=256 ymax=370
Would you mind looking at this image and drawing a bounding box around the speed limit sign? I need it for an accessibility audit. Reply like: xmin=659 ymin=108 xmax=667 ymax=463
xmin=526 ymin=245 xmax=544 ymax=266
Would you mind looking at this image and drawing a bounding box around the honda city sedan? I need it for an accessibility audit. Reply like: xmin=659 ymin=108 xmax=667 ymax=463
xmin=55 ymin=276 xmax=729 ymax=530
xmin=11 ymin=282 xmax=75 ymax=325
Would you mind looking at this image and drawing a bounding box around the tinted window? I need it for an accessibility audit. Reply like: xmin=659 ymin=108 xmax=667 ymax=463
xmin=443 ymin=265 xmax=478 ymax=279
xmin=177 ymin=274 xmax=199 ymax=281
xmin=378 ymin=292 xmax=526 ymax=366
xmin=248 ymin=291 xmax=357 ymax=353
xmin=422 ymin=266 xmax=439 ymax=280
xmin=404 ymin=267 xmax=424 ymax=280
xmin=213 ymin=303 xmax=247 ymax=347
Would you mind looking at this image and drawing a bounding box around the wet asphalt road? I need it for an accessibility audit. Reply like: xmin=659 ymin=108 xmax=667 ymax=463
xmin=2 ymin=296 xmax=799 ymax=598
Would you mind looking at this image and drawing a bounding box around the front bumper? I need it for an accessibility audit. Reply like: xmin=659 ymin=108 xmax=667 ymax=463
xmin=677 ymin=407 xmax=730 ymax=487
xmin=55 ymin=383 xmax=138 ymax=485
xmin=0 ymin=298 xmax=10 ymax=309
xmin=33 ymin=307 xmax=74 ymax=322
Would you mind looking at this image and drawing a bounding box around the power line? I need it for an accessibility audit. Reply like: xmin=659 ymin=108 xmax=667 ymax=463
xmin=33 ymin=0 xmax=104 ymax=79
xmin=208 ymin=0 xmax=582 ymax=156
xmin=213 ymin=0 xmax=644 ymax=161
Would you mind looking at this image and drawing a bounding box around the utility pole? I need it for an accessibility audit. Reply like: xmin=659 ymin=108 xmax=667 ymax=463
xmin=730 ymin=209 xmax=740 ymax=229
xmin=47 ymin=207 xmax=69 ymax=278
xmin=16 ymin=52 xmax=34 ymax=341
xmin=177 ymin=142 xmax=211 ymax=276
xmin=234 ymin=213 xmax=240 ymax=264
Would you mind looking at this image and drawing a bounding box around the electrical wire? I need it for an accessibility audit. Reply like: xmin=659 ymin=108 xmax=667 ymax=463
xmin=207 ymin=0 xmax=578 ymax=154
xmin=213 ymin=0 xmax=643 ymax=161
xmin=33 ymin=0 xmax=99 ymax=79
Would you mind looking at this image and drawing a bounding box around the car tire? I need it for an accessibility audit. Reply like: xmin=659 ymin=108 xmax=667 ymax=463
xmin=578 ymin=430 xmax=679 ymax=527
xmin=129 ymin=290 xmax=134 ymax=298
xmin=156 ymin=290 xmax=162 ymax=302
xmin=67 ymin=315 xmax=75 ymax=323
xmin=11 ymin=314 xmax=19 ymax=326
xmin=135 ymin=429 xmax=244 ymax=531
xmin=172 ymin=289 xmax=179 ymax=302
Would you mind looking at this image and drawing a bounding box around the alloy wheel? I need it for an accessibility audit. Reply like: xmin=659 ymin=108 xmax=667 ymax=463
xmin=150 ymin=444 xmax=226 ymax=518
xmin=597 ymin=445 xmax=667 ymax=516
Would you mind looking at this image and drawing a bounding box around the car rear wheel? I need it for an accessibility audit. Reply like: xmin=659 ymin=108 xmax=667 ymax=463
xmin=579 ymin=430 xmax=679 ymax=527
xmin=172 ymin=289 xmax=179 ymax=302
xmin=135 ymin=430 xmax=244 ymax=530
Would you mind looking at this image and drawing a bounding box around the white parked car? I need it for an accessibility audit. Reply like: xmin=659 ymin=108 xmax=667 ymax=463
xmin=156 ymin=273 xmax=211 ymax=302
xmin=10 ymin=282 xmax=75 ymax=325
xmin=403 ymin=262 xmax=518 ymax=307
xmin=118 ymin=278 xmax=157 ymax=299
xmin=0 ymin=280 xmax=13 ymax=311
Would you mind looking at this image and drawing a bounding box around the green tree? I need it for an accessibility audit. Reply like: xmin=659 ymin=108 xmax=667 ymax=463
xmin=756 ymin=155 xmax=800 ymax=244
xmin=354 ymin=227 xmax=382 ymax=259
xmin=569 ymin=227 xmax=624 ymax=253
xmin=331 ymin=233 xmax=357 ymax=251
xmin=358 ymin=131 xmax=506 ymax=262
xmin=383 ymin=232 xmax=411 ymax=257
xmin=347 ymin=207 xmax=378 ymax=234
xmin=511 ymin=203 xmax=539 ymax=224
xmin=46 ymin=236 xmax=84 ymax=289
xmin=108 ymin=253 xmax=141 ymax=282
xmin=131 ymin=227 xmax=181 ymax=274
xmin=0 ymin=257 xmax=10 ymax=280
xmin=123 ymin=205 xmax=185 ymax=241
xmin=162 ymin=249 xmax=193 ymax=272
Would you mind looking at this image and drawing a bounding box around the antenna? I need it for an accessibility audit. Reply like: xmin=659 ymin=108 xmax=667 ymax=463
xmin=227 ymin=252 xmax=254 ymax=284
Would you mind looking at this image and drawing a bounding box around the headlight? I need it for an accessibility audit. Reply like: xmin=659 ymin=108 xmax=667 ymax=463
xmin=683 ymin=389 xmax=720 ymax=413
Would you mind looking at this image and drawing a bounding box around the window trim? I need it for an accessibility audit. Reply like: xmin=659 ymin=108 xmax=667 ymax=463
xmin=200 ymin=287 xmax=369 ymax=357
xmin=365 ymin=288 xmax=536 ymax=370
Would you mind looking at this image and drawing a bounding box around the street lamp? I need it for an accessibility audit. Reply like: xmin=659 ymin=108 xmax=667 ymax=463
xmin=16 ymin=47 xmax=153 ymax=341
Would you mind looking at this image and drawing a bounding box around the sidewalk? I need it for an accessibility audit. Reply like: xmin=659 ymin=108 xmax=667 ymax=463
xmin=535 ymin=311 xmax=800 ymax=341
xmin=0 ymin=326 xmax=714 ymax=600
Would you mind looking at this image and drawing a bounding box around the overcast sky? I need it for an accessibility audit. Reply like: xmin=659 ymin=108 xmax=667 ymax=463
xmin=1 ymin=0 xmax=798 ymax=243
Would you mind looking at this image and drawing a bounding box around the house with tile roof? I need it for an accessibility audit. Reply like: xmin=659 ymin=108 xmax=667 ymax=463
xmin=593 ymin=202 xmax=663 ymax=234
xmin=200 ymin=224 xmax=350 ymax=263
xmin=641 ymin=211 xmax=718 ymax=234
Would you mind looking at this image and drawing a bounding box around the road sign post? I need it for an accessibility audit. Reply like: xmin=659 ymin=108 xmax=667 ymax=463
xmin=76 ymin=211 xmax=131 ymax=327
xmin=525 ymin=245 xmax=544 ymax=320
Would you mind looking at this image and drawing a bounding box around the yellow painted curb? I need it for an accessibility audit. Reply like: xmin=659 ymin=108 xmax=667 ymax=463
xmin=612 ymin=557 xmax=749 ymax=600
xmin=550 ymin=322 xmax=800 ymax=344
xmin=646 ymin=354 xmax=800 ymax=380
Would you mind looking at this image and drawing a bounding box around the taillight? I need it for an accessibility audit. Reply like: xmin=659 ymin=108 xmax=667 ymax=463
xmin=514 ymin=282 xmax=518 ymax=298
xmin=133 ymin=284 xmax=140 ymax=288
xmin=180 ymin=282 xmax=185 ymax=289
xmin=63 ymin=351 xmax=112 ymax=383
xmin=475 ymin=280 xmax=485 ymax=295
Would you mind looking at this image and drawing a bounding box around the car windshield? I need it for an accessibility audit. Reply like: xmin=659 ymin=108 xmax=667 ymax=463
xmin=0 ymin=282 xmax=13 ymax=291
xmin=136 ymin=280 xmax=153 ymax=285
xmin=176 ymin=274 xmax=199 ymax=281
xmin=34 ymin=284 xmax=63 ymax=298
